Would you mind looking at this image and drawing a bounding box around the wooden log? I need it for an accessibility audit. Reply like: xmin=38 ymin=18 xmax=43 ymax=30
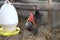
xmin=47 ymin=0 xmax=52 ymax=26
xmin=0 ymin=1 xmax=60 ymax=11
xmin=47 ymin=0 xmax=53 ymax=5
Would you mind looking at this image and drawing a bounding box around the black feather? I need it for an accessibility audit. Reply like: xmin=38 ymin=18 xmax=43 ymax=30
xmin=34 ymin=10 xmax=43 ymax=24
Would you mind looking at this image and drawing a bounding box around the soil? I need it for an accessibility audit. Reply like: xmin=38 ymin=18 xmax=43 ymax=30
xmin=0 ymin=17 xmax=60 ymax=40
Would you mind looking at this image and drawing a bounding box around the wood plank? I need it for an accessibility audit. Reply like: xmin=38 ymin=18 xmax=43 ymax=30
xmin=0 ymin=1 xmax=60 ymax=11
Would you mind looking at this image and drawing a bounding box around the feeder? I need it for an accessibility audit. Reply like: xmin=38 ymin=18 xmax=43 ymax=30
xmin=0 ymin=0 xmax=20 ymax=36
xmin=0 ymin=27 xmax=20 ymax=36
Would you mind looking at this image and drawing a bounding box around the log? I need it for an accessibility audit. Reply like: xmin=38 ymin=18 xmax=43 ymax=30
xmin=0 ymin=1 xmax=60 ymax=11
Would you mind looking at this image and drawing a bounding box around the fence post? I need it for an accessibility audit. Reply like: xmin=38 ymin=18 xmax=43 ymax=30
xmin=47 ymin=0 xmax=53 ymax=5
xmin=47 ymin=0 xmax=52 ymax=28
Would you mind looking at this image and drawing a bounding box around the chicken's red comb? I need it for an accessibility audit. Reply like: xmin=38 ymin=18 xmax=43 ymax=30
xmin=30 ymin=12 xmax=33 ymax=16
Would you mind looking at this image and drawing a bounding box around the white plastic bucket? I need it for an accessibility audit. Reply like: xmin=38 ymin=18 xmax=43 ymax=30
xmin=1 ymin=24 xmax=17 ymax=32
xmin=0 ymin=0 xmax=18 ymax=32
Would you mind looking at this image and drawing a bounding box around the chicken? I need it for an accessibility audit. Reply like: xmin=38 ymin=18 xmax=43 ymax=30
xmin=25 ymin=10 xmax=43 ymax=35
xmin=25 ymin=12 xmax=34 ymax=32
xmin=25 ymin=12 xmax=38 ymax=35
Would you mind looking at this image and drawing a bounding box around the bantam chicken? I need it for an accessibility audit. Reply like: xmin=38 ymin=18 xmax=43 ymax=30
xmin=25 ymin=10 xmax=42 ymax=35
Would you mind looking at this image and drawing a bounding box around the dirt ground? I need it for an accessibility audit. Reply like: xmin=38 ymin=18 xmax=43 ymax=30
xmin=18 ymin=17 xmax=60 ymax=40
xmin=0 ymin=17 xmax=60 ymax=40
xmin=17 ymin=10 xmax=60 ymax=40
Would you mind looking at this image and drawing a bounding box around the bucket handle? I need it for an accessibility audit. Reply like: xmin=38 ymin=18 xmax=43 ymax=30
xmin=5 ymin=0 xmax=11 ymax=4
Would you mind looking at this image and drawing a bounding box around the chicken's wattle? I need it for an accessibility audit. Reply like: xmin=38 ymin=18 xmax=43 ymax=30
xmin=28 ymin=12 xmax=34 ymax=22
